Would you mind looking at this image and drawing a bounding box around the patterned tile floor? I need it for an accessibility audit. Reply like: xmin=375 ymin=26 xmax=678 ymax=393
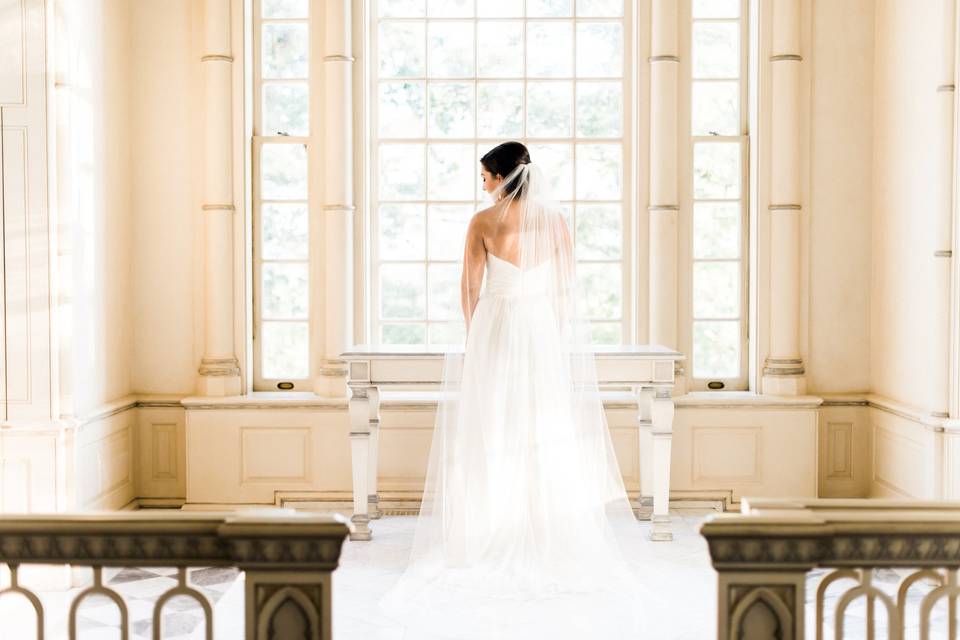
xmin=0 ymin=509 xmax=951 ymax=638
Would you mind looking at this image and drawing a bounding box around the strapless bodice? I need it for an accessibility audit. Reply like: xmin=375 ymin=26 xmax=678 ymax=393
xmin=481 ymin=253 xmax=553 ymax=298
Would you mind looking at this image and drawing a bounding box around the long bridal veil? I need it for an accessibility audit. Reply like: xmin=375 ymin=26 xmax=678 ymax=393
xmin=377 ymin=162 xmax=670 ymax=639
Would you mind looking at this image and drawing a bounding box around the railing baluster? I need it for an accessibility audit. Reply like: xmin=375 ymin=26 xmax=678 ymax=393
xmin=0 ymin=563 xmax=45 ymax=639
xmin=68 ymin=566 xmax=129 ymax=640
xmin=152 ymin=566 xmax=214 ymax=640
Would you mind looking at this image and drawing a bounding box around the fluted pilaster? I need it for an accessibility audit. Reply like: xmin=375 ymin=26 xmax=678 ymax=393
xmin=762 ymin=0 xmax=805 ymax=396
xmin=314 ymin=0 xmax=354 ymax=397
xmin=197 ymin=0 xmax=241 ymax=396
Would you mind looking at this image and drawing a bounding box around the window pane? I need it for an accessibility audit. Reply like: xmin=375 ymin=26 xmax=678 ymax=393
xmin=263 ymin=263 xmax=309 ymax=319
xmin=380 ymin=81 xmax=426 ymax=137
xmin=263 ymin=0 xmax=307 ymax=18
xmin=692 ymin=81 xmax=739 ymax=136
xmin=263 ymin=83 xmax=309 ymax=136
xmin=528 ymin=143 xmax=573 ymax=200
xmin=693 ymin=262 xmax=740 ymax=318
xmin=528 ymin=0 xmax=572 ymax=17
xmin=478 ymin=22 xmax=524 ymax=78
xmin=429 ymin=205 xmax=472 ymax=260
xmin=576 ymin=23 xmax=623 ymax=77
xmin=577 ymin=0 xmax=622 ymax=17
xmin=590 ymin=322 xmax=622 ymax=345
xmin=262 ymin=204 xmax=308 ymax=260
xmin=381 ymin=263 xmax=426 ymax=319
xmin=430 ymin=322 xmax=466 ymax=345
xmin=428 ymin=22 xmax=475 ymax=77
xmin=262 ymin=24 xmax=308 ymax=79
xmin=693 ymin=22 xmax=739 ymax=79
xmin=578 ymin=263 xmax=622 ymax=320
xmin=428 ymin=144 xmax=475 ymax=200
xmin=693 ymin=320 xmax=739 ymax=378
xmin=382 ymin=323 xmax=426 ymax=344
xmin=693 ymin=202 xmax=740 ymax=259
xmin=478 ymin=0 xmax=522 ymax=17
xmin=262 ymin=322 xmax=309 ymax=378
xmin=428 ymin=0 xmax=472 ymax=17
xmin=379 ymin=22 xmax=425 ymax=77
xmin=527 ymin=22 xmax=573 ymax=77
xmin=576 ymin=82 xmax=622 ymax=138
xmin=428 ymin=264 xmax=461 ymax=320
xmin=693 ymin=142 xmax=740 ymax=198
xmin=527 ymin=81 xmax=573 ymax=137
xmin=478 ymin=82 xmax=523 ymax=137
xmin=693 ymin=0 xmax=740 ymax=19
xmin=261 ymin=143 xmax=307 ymax=200
xmin=379 ymin=0 xmax=425 ymax=17
xmin=380 ymin=204 xmax=426 ymax=260
xmin=576 ymin=204 xmax=621 ymax=259
xmin=577 ymin=143 xmax=622 ymax=200
xmin=380 ymin=144 xmax=425 ymax=200
xmin=428 ymin=83 xmax=474 ymax=138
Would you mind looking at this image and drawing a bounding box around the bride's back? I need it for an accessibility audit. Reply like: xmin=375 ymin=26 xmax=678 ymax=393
xmin=477 ymin=200 xmax=525 ymax=265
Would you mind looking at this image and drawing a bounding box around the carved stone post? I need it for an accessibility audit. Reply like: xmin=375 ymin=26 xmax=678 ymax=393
xmin=935 ymin=0 xmax=956 ymax=419
xmin=197 ymin=0 xmax=241 ymax=396
xmin=648 ymin=0 xmax=679 ymax=356
xmin=315 ymin=0 xmax=354 ymax=398
xmin=762 ymin=0 xmax=806 ymax=396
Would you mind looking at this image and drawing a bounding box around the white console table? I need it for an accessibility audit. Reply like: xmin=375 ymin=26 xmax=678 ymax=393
xmin=340 ymin=345 xmax=683 ymax=542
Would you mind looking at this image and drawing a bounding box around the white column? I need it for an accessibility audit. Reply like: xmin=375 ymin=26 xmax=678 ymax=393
xmin=936 ymin=0 xmax=956 ymax=419
xmin=648 ymin=0 xmax=679 ymax=358
xmin=314 ymin=0 xmax=354 ymax=398
xmin=196 ymin=0 xmax=241 ymax=396
xmin=762 ymin=0 xmax=805 ymax=396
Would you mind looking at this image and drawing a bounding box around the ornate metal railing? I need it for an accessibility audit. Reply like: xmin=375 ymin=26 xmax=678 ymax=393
xmin=0 ymin=509 xmax=350 ymax=639
xmin=701 ymin=497 xmax=960 ymax=640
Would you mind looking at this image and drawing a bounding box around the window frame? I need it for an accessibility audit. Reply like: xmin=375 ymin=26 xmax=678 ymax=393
xmin=365 ymin=0 xmax=637 ymax=348
xmin=681 ymin=0 xmax=751 ymax=391
xmin=251 ymin=0 xmax=318 ymax=391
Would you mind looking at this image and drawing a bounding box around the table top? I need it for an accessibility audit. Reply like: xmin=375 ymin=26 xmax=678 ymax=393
xmin=341 ymin=344 xmax=684 ymax=359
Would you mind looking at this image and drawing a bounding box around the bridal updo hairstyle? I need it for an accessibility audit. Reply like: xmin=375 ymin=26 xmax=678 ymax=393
xmin=481 ymin=141 xmax=531 ymax=198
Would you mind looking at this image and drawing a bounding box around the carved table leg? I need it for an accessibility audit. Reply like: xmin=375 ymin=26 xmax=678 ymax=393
xmin=348 ymin=385 xmax=373 ymax=541
xmin=635 ymin=386 xmax=655 ymax=521
xmin=367 ymin=387 xmax=382 ymax=519
xmin=650 ymin=386 xmax=674 ymax=541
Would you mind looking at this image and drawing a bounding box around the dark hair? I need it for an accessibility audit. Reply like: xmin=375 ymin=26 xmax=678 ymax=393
xmin=481 ymin=141 xmax=531 ymax=197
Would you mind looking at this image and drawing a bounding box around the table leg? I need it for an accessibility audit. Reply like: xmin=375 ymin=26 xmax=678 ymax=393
xmin=367 ymin=387 xmax=382 ymax=519
xmin=348 ymin=385 xmax=373 ymax=541
xmin=650 ymin=386 xmax=675 ymax=541
xmin=635 ymin=386 xmax=655 ymax=520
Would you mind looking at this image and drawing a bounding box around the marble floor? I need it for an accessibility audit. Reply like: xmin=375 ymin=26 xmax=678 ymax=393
xmin=0 ymin=508 xmax=950 ymax=638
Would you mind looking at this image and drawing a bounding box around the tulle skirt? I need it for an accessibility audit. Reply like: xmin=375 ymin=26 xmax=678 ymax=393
xmin=376 ymin=292 xmax=669 ymax=639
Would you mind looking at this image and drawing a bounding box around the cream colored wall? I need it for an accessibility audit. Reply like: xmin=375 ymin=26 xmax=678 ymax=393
xmin=870 ymin=0 xmax=943 ymax=410
xmin=806 ymin=0 xmax=873 ymax=394
xmin=129 ymin=0 xmax=204 ymax=395
xmin=56 ymin=0 xmax=134 ymax=417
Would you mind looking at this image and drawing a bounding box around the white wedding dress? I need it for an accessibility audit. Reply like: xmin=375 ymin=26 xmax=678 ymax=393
xmin=376 ymin=164 xmax=679 ymax=639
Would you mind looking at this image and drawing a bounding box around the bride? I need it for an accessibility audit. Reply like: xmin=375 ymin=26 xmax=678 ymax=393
xmin=378 ymin=142 xmax=665 ymax=639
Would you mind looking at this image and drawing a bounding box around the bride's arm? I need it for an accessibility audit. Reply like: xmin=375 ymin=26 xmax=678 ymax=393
xmin=461 ymin=214 xmax=486 ymax=334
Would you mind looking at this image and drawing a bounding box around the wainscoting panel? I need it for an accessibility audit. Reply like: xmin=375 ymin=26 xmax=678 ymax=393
xmin=869 ymin=406 xmax=937 ymax=499
xmin=818 ymin=404 xmax=870 ymax=497
xmin=671 ymin=407 xmax=818 ymax=503
xmin=0 ymin=430 xmax=59 ymax=512
xmin=136 ymin=407 xmax=186 ymax=499
xmin=78 ymin=411 xmax=135 ymax=510
xmin=184 ymin=407 xmax=351 ymax=504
